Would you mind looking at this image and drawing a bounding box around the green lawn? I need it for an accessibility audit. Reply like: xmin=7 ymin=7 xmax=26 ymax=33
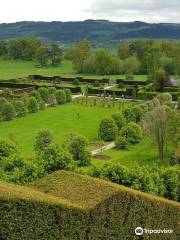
xmin=0 ymin=104 xmax=119 ymax=156
xmin=91 ymin=140 xmax=169 ymax=168
xmin=0 ymin=58 xmax=147 ymax=81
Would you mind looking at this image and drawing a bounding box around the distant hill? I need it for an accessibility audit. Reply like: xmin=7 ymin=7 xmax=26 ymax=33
xmin=0 ymin=20 xmax=180 ymax=47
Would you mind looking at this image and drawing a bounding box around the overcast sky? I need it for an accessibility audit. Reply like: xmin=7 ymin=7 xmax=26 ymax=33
xmin=0 ymin=0 xmax=180 ymax=23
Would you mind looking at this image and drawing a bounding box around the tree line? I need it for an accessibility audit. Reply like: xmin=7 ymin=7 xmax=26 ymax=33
xmin=0 ymin=38 xmax=63 ymax=66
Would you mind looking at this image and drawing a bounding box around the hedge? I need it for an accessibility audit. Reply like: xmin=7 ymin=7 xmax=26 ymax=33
xmin=0 ymin=171 xmax=179 ymax=240
xmin=116 ymin=79 xmax=148 ymax=85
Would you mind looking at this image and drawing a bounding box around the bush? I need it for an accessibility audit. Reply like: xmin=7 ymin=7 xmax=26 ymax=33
xmin=14 ymin=100 xmax=27 ymax=117
xmin=111 ymin=113 xmax=126 ymax=132
xmin=123 ymin=106 xmax=143 ymax=123
xmin=48 ymin=94 xmax=57 ymax=106
xmin=56 ymin=90 xmax=66 ymax=104
xmin=0 ymin=138 xmax=19 ymax=160
xmin=115 ymin=136 xmax=128 ymax=149
xmin=1 ymin=102 xmax=16 ymax=121
xmin=37 ymin=143 xmax=74 ymax=174
xmin=48 ymin=87 xmax=56 ymax=95
xmin=38 ymin=87 xmax=49 ymax=103
xmin=65 ymin=134 xmax=91 ymax=166
xmin=34 ymin=130 xmax=53 ymax=152
xmin=98 ymin=118 xmax=118 ymax=141
xmin=64 ymin=88 xmax=72 ymax=102
xmin=177 ymin=96 xmax=180 ymax=109
xmin=120 ymin=122 xmax=142 ymax=144
xmin=0 ymin=97 xmax=8 ymax=111
xmin=30 ymin=90 xmax=41 ymax=103
xmin=28 ymin=96 xmax=38 ymax=113
xmin=125 ymin=72 xmax=134 ymax=80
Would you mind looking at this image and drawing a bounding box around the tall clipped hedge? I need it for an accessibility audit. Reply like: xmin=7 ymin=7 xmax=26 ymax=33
xmin=0 ymin=172 xmax=179 ymax=240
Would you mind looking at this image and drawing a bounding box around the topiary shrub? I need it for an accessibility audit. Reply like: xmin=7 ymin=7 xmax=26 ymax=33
xmin=30 ymin=90 xmax=41 ymax=103
xmin=48 ymin=87 xmax=57 ymax=95
xmin=123 ymin=106 xmax=143 ymax=123
xmin=28 ymin=96 xmax=39 ymax=113
xmin=56 ymin=90 xmax=66 ymax=104
xmin=34 ymin=130 xmax=53 ymax=152
xmin=14 ymin=100 xmax=27 ymax=117
xmin=98 ymin=118 xmax=118 ymax=141
xmin=64 ymin=88 xmax=72 ymax=102
xmin=1 ymin=102 xmax=16 ymax=121
xmin=38 ymin=87 xmax=49 ymax=103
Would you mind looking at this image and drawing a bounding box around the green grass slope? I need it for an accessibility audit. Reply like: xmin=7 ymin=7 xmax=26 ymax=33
xmin=0 ymin=171 xmax=180 ymax=239
xmin=0 ymin=104 xmax=119 ymax=155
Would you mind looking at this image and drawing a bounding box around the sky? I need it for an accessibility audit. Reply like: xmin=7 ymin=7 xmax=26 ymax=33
xmin=0 ymin=0 xmax=180 ymax=24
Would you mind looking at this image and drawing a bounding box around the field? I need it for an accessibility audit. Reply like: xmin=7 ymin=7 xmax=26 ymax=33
xmin=0 ymin=58 xmax=147 ymax=80
xmin=0 ymin=104 xmax=119 ymax=155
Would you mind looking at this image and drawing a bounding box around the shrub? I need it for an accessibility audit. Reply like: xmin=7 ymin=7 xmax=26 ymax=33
xmin=34 ymin=130 xmax=53 ymax=152
xmin=48 ymin=87 xmax=56 ymax=95
xmin=93 ymin=81 xmax=101 ymax=87
xmin=123 ymin=106 xmax=143 ymax=123
xmin=98 ymin=118 xmax=118 ymax=141
xmin=38 ymin=87 xmax=49 ymax=103
xmin=64 ymin=88 xmax=72 ymax=102
xmin=48 ymin=94 xmax=57 ymax=106
xmin=56 ymin=90 xmax=66 ymax=104
xmin=0 ymin=138 xmax=19 ymax=161
xmin=28 ymin=96 xmax=39 ymax=113
xmin=14 ymin=100 xmax=27 ymax=117
xmin=111 ymin=113 xmax=126 ymax=132
xmin=0 ymin=97 xmax=8 ymax=111
xmin=30 ymin=90 xmax=41 ymax=103
xmin=125 ymin=71 xmax=134 ymax=80
xmin=177 ymin=96 xmax=180 ymax=109
xmin=65 ymin=134 xmax=91 ymax=166
xmin=120 ymin=122 xmax=142 ymax=144
xmin=37 ymin=143 xmax=74 ymax=174
xmin=115 ymin=136 xmax=128 ymax=149
xmin=1 ymin=102 xmax=16 ymax=121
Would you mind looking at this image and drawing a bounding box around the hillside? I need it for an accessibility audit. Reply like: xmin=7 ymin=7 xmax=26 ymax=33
xmin=0 ymin=171 xmax=180 ymax=239
xmin=0 ymin=20 xmax=180 ymax=47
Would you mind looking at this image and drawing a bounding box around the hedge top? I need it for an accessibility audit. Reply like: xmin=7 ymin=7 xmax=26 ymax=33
xmin=1 ymin=171 xmax=180 ymax=211
xmin=30 ymin=171 xmax=180 ymax=209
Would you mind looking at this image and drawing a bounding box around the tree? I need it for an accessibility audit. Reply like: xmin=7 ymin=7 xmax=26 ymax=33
xmin=123 ymin=56 xmax=140 ymax=74
xmin=0 ymin=40 xmax=7 ymax=56
xmin=38 ymin=87 xmax=49 ymax=103
xmin=56 ymin=90 xmax=66 ymax=104
xmin=115 ymin=136 xmax=128 ymax=149
xmin=35 ymin=47 xmax=49 ymax=66
xmin=1 ymin=102 xmax=15 ymax=121
xmin=123 ymin=106 xmax=143 ymax=123
xmin=120 ymin=122 xmax=142 ymax=144
xmin=14 ymin=100 xmax=27 ymax=117
xmin=64 ymin=89 xmax=72 ymax=102
xmin=94 ymin=50 xmax=114 ymax=75
xmin=34 ymin=130 xmax=53 ymax=152
xmin=28 ymin=97 xmax=38 ymax=113
xmin=37 ymin=143 xmax=73 ymax=173
xmin=142 ymin=99 xmax=174 ymax=161
xmin=111 ymin=113 xmax=126 ymax=133
xmin=98 ymin=118 xmax=118 ymax=141
xmin=117 ymin=43 xmax=131 ymax=60
xmin=64 ymin=133 xmax=91 ymax=166
xmin=49 ymin=43 xmax=63 ymax=66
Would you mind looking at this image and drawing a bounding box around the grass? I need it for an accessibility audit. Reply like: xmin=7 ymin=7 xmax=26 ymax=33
xmin=90 ymin=139 xmax=169 ymax=168
xmin=0 ymin=58 xmax=147 ymax=81
xmin=0 ymin=104 xmax=119 ymax=156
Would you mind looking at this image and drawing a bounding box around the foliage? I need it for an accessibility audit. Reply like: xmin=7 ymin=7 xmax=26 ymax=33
xmin=27 ymin=96 xmax=38 ymax=113
xmin=115 ymin=136 xmax=128 ymax=149
xmin=98 ymin=118 xmax=118 ymax=141
xmin=123 ymin=105 xmax=143 ymax=123
xmin=64 ymin=133 xmax=91 ymax=166
xmin=120 ymin=122 xmax=142 ymax=144
xmin=56 ymin=90 xmax=66 ymax=104
xmin=1 ymin=102 xmax=16 ymax=121
xmin=35 ymin=46 xmax=49 ymax=66
xmin=14 ymin=100 xmax=27 ymax=117
xmin=111 ymin=113 xmax=126 ymax=132
xmin=64 ymin=88 xmax=72 ymax=102
xmin=30 ymin=90 xmax=41 ymax=103
xmin=34 ymin=130 xmax=53 ymax=152
xmin=38 ymin=87 xmax=49 ymax=103
xmin=49 ymin=43 xmax=63 ymax=66
xmin=0 ymin=170 xmax=179 ymax=239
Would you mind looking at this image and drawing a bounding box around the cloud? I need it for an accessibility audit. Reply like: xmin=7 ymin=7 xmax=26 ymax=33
xmin=86 ymin=0 xmax=180 ymax=23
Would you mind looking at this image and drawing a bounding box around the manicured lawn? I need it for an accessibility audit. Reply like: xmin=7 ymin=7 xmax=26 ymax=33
xmin=0 ymin=104 xmax=119 ymax=156
xmin=0 ymin=58 xmax=147 ymax=81
xmin=91 ymin=139 xmax=169 ymax=168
